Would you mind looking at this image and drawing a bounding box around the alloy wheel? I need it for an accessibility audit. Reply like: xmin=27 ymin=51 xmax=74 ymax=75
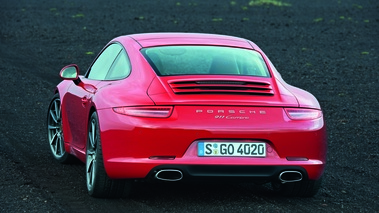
xmin=86 ymin=118 xmax=97 ymax=191
xmin=47 ymin=97 xmax=65 ymax=158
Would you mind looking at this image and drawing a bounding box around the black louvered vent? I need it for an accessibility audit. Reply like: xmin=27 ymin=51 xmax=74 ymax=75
xmin=168 ymin=80 xmax=274 ymax=95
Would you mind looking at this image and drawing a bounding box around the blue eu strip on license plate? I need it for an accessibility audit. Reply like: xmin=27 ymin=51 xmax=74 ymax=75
xmin=198 ymin=142 xmax=266 ymax=157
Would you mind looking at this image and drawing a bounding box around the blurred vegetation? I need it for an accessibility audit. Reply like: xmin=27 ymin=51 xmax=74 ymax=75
xmin=248 ymin=0 xmax=291 ymax=7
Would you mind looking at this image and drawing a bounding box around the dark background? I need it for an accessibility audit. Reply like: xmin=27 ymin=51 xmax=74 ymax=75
xmin=0 ymin=0 xmax=378 ymax=212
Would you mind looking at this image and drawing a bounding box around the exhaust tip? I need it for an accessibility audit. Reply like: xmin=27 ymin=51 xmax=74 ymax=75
xmin=279 ymin=171 xmax=303 ymax=183
xmin=155 ymin=169 xmax=183 ymax=181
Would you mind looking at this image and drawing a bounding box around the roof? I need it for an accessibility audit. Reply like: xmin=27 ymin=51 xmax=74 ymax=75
xmin=126 ymin=33 xmax=254 ymax=49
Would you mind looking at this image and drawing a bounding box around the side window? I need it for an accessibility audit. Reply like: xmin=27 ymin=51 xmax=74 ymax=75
xmin=105 ymin=49 xmax=131 ymax=80
xmin=87 ymin=43 xmax=122 ymax=80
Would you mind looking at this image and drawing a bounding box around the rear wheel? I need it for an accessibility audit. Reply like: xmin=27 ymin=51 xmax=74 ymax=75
xmin=271 ymin=176 xmax=323 ymax=197
xmin=47 ymin=93 xmax=73 ymax=163
xmin=86 ymin=112 xmax=132 ymax=198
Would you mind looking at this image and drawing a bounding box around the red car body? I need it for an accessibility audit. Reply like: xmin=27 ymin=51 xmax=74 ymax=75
xmin=49 ymin=33 xmax=327 ymax=197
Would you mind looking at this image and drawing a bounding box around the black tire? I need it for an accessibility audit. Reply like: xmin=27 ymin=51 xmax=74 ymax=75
xmin=86 ymin=112 xmax=132 ymax=198
xmin=47 ymin=93 xmax=74 ymax=163
xmin=271 ymin=176 xmax=323 ymax=197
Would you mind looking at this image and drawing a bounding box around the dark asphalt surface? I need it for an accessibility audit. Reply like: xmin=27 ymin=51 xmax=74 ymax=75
xmin=1 ymin=0 xmax=378 ymax=212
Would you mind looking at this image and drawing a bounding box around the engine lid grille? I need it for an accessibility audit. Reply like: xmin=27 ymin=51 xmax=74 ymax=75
xmin=168 ymin=80 xmax=274 ymax=96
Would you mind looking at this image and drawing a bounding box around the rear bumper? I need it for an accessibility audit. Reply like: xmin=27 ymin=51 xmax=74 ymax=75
xmin=107 ymin=161 xmax=324 ymax=182
xmin=147 ymin=165 xmax=309 ymax=182
xmin=97 ymin=106 xmax=327 ymax=181
xmin=105 ymin=141 xmax=325 ymax=181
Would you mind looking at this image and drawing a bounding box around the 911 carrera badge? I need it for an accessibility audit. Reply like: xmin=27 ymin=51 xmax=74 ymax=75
xmin=195 ymin=109 xmax=266 ymax=120
xmin=215 ymin=115 xmax=250 ymax=120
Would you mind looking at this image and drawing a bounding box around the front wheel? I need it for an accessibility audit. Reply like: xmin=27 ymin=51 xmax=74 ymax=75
xmin=271 ymin=176 xmax=323 ymax=197
xmin=86 ymin=112 xmax=132 ymax=198
xmin=47 ymin=93 xmax=73 ymax=163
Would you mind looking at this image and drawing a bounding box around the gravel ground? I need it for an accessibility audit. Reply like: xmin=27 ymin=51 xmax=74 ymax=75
xmin=0 ymin=0 xmax=378 ymax=212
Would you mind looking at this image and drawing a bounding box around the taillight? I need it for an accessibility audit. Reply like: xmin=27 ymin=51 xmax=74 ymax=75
xmin=284 ymin=108 xmax=322 ymax=120
xmin=113 ymin=106 xmax=173 ymax=118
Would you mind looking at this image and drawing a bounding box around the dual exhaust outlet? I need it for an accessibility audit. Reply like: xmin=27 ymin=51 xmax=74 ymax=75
xmin=154 ymin=169 xmax=303 ymax=183
xmin=155 ymin=169 xmax=183 ymax=181
xmin=279 ymin=171 xmax=303 ymax=183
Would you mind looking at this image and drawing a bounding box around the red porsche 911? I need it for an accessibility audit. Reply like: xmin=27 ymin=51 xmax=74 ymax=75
xmin=47 ymin=33 xmax=327 ymax=198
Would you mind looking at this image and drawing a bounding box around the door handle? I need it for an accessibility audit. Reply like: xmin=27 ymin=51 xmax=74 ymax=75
xmin=81 ymin=97 xmax=89 ymax=105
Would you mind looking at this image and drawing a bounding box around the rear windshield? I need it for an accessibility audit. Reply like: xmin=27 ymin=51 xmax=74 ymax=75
xmin=141 ymin=46 xmax=270 ymax=77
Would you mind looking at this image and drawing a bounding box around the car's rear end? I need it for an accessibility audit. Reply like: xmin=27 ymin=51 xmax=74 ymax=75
xmin=100 ymin=34 xmax=327 ymax=197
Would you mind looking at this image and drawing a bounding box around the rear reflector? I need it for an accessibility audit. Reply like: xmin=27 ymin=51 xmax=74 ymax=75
xmin=113 ymin=106 xmax=173 ymax=118
xmin=149 ymin=156 xmax=176 ymax=160
xmin=284 ymin=108 xmax=322 ymax=120
xmin=286 ymin=157 xmax=309 ymax=161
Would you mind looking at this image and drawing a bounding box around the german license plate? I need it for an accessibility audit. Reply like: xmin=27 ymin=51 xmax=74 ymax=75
xmin=198 ymin=142 xmax=266 ymax=157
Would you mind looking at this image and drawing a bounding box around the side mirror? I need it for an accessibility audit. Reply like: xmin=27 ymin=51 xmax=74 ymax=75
xmin=59 ymin=64 xmax=79 ymax=80
xmin=59 ymin=64 xmax=82 ymax=85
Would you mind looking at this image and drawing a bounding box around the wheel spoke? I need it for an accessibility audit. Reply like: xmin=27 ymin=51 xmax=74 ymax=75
xmin=57 ymin=102 xmax=61 ymax=120
xmin=91 ymin=121 xmax=96 ymax=148
xmin=50 ymin=132 xmax=58 ymax=146
xmin=49 ymin=109 xmax=58 ymax=123
xmin=88 ymin=120 xmax=93 ymax=148
xmin=57 ymin=134 xmax=64 ymax=155
xmin=50 ymin=131 xmax=65 ymax=157
xmin=87 ymin=149 xmax=95 ymax=155
xmin=87 ymin=157 xmax=95 ymax=186
xmin=87 ymin=158 xmax=93 ymax=174
xmin=48 ymin=125 xmax=60 ymax=130
xmin=88 ymin=169 xmax=93 ymax=185
xmin=89 ymin=132 xmax=93 ymax=149
xmin=54 ymin=137 xmax=58 ymax=154
xmin=55 ymin=136 xmax=61 ymax=155
xmin=54 ymin=100 xmax=59 ymax=119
